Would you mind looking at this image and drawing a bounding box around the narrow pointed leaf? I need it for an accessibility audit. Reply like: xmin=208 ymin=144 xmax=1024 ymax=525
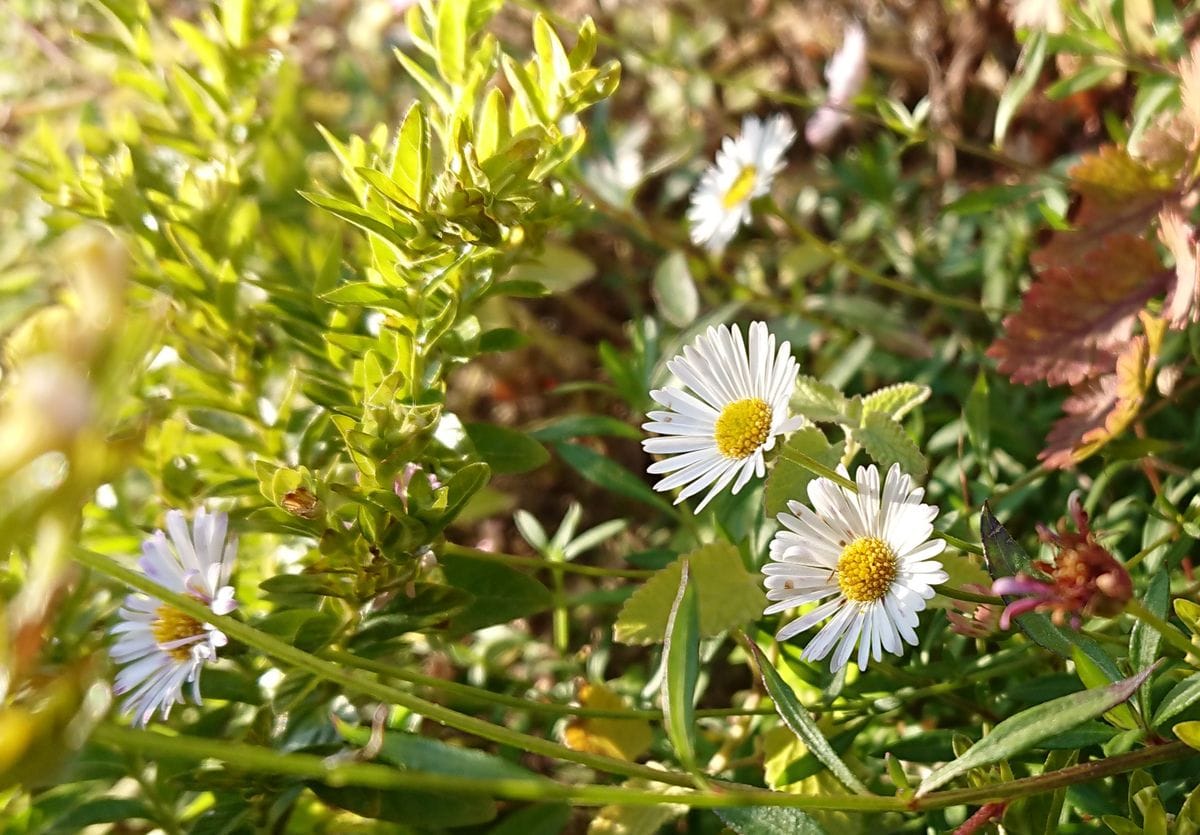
xmin=1151 ymin=672 xmax=1200 ymax=729
xmin=1130 ymin=570 xmax=1170 ymax=721
xmin=746 ymin=640 xmax=870 ymax=795
xmin=662 ymin=561 xmax=700 ymax=772
xmin=916 ymin=664 xmax=1158 ymax=796
xmin=435 ymin=0 xmax=469 ymax=85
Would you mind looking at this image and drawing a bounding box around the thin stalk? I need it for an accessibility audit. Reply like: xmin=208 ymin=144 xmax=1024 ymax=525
xmin=1124 ymin=530 xmax=1177 ymax=572
xmin=938 ymin=586 xmax=1002 ymax=606
xmin=442 ymin=542 xmax=654 ymax=579
xmin=937 ymin=532 xmax=985 ymax=556
xmin=91 ymin=725 xmax=1197 ymax=812
xmin=779 ymin=447 xmax=857 ymax=490
xmin=320 ymin=649 xmax=776 ymax=720
xmin=73 ymin=546 xmax=708 ymax=790
xmin=1125 ymin=598 xmax=1198 ymax=661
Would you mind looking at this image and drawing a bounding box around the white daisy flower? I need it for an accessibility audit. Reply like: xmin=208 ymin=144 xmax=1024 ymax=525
xmin=686 ymin=114 xmax=796 ymax=252
xmin=763 ymin=463 xmax=948 ymax=672
xmin=642 ymin=321 xmax=803 ymax=512
xmin=109 ymin=509 xmax=238 ymax=726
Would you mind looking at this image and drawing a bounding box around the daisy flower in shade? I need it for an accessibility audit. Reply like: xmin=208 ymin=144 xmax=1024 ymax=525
xmin=686 ymin=114 xmax=796 ymax=252
xmin=762 ymin=464 xmax=948 ymax=672
xmin=109 ymin=509 xmax=238 ymax=726
xmin=642 ymin=321 xmax=803 ymax=512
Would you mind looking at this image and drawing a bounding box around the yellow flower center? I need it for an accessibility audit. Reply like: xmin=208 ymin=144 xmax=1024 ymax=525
xmin=152 ymin=605 xmax=205 ymax=662
xmin=722 ymin=165 xmax=758 ymax=208
xmin=836 ymin=537 xmax=898 ymax=603
xmin=714 ymin=397 xmax=772 ymax=459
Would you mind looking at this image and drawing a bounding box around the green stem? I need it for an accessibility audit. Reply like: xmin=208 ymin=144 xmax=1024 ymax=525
xmin=1125 ymin=598 xmax=1197 ymax=661
xmin=441 ymin=542 xmax=654 ymax=579
xmin=73 ymin=546 xmax=704 ymax=790
xmin=779 ymin=447 xmax=857 ymax=491
xmin=936 ymin=532 xmax=985 ymax=557
xmin=320 ymin=649 xmax=776 ymax=720
xmin=1124 ymin=531 xmax=1176 ymax=572
xmin=91 ymin=724 xmax=1196 ymax=812
xmin=938 ymin=585 xmax=1002 ymax=606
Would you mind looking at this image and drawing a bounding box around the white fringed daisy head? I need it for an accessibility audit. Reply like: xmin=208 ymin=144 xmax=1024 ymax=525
xmin=641 ymin=321 xmax=803 ymax=512
xmin=109 ymin=508 xmax=238 ymax=726
xmin=686 ymin=114 xmax=796 ymax=252
xmin=762 ymin=463 xmax=948 ymax=672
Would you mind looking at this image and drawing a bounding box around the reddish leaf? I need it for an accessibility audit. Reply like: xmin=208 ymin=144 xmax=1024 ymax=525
xmin=988 ymin=234 xmax=1167 ymax=386
xmin=1039 ymin=313 xmax=1165 ymax=468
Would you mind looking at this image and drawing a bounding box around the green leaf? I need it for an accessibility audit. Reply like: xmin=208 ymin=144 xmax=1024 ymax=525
xmin=764 ymin=428 xmax=844 ymax=518
xmin=995 ymin=30 xmax=1047 ymax=146
xmin=615 ymin=542 xmax=766 ymax=645
xmin=320 ymin=282 xmax=394 ymax=305
xmin=915 ymin=665 xmax=1157 ymax=796
xmin=715 ymin=807 xmax=830 ymax=835
xmin=790 ymin=376 xmax=848 ymax=423
xmin=219 ymin=0 xmax=249 ymax=48
xmin=1130 ymin=570 xmax=1170 ymax=722
xmin=662 ymin=561 xmax=700 ymax=772
xmin=1045 ymin=63 xmax=1117 ymax=100
xmin=554 ymin=442 xmax=675 ymax=514
xmin=391 ymin=103 xmax=431 ymax=210
xmin=964 ymin=371 xmax=991 ymax=458
xmin=1175 ymin=720 xmax=1200 ymax=751
xmin=440 ymin=553 xmax=552 ymax=633
xmin=1072 ymin=646 xmax=1139 ymax=731
xmin=464 ymin=423 xmax=550 ymax=475
xmin=435 ymin=0 xmax=469 ymax=84
xmin=745 ymin=640 xmax=870 ymax=794
xmin=506 ymin=243 xmax=595 ymax=293
xmin=652 ymin=252 xmax=699 ymax=328
xmin=528 ymin=414 xmax=640 ymax=443
xmin=1006 ymin=749 xmax=1078 ymax=835
xmin=1151 ymin=673 xmax=1200 ymax=728
xmin=309 ymin=781 xmax=494 ymax=826
xmin=861 ymin=383 xmax=930 ymax=421
xmin=337 ymin=719 xmax=544 ymax=782
xmin=852 ymin=411 xmax=927 ymax=479
xmin=50 ymin=799 xmax=156 ymax=830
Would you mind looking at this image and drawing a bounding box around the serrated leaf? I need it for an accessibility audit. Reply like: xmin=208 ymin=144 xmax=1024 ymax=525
xmin=615 ymin=542 xmax=766 ymax=644
xmin=662 ymin=561 xmax=700 ymax=771
xmin=562 ymin=683 xmax=653 ymax=761
xmin=861 ymin=383 xmax=930 ymax=421
xmin=916 ymin=665 xmax=1156 ymax=796
xmin=790 ymin=376 xmax=849 ymax=423
xmin=851 ymin=411 xmax=927 ymax=479
xmin=764 ymin=428 xmax=843 ymax=517
xmin=715 ymin=807 xmax=830 ymax=835
xmin=746 ymin=641 xmax=870 ymax=794
xmin=1039 ymin=313 xmax=1165 ymax=468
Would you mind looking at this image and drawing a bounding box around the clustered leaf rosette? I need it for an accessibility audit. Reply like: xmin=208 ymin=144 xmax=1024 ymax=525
xmin=686 ymin=114 xmax=796 ymax=252
xmin=762 ymin=463 xmax=948 ymax=672
xmin=109 ymin=509 xmax=238 ymax=726
xmin=641 ymin=321 xmax=803 ymax=511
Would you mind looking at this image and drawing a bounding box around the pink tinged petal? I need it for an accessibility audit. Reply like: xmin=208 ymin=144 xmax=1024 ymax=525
xmin=165 ymin=510 xmax=201 ymax=575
